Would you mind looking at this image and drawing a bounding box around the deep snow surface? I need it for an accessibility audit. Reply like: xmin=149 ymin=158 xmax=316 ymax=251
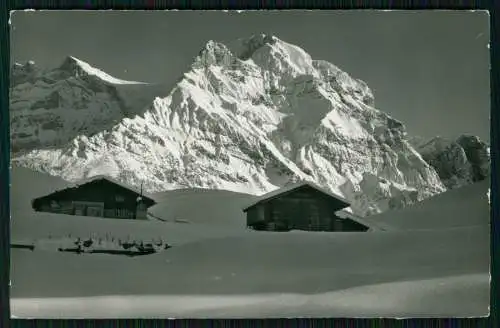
xmin=11 ymin=273 xmax=489 ymax=318
xmin=9 ymin=167 xmax=491 ymax=318
xmin=368 ymin=178 xmax=490 ymax=230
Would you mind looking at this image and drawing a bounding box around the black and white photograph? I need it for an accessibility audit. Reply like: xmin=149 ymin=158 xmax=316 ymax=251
xmin=9 ymin=10 xmax=491 ymax=318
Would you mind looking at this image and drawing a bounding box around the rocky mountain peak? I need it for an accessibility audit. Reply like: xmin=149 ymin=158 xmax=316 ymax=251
xmin=411 ymin=135 xmax=490 ymax=189
xmin=456 ymin=134 xmax=490 ymax=181
xmin=9 ymin=56 xmax=145 ymax=152
xmin=193 ymin=40 xmax=235 ymax=69
xmin=48 ymin=56 xmax=102 ymax=85
xmin=58 ymin=56 xmax=83 ymax=73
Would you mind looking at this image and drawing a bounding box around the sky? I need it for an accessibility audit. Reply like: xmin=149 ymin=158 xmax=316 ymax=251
xmin=9 ymin=10 xmax=491 ymax=141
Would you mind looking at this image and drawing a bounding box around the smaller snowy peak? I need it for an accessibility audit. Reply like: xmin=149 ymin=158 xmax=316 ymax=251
xmin=10 ymin=60 xmax=39 ymax=86
xmin=412 ymin=134 xmax=490 ymax=189
xmin=12 ymin=60 xmax=35 ymax=68
xmin=58 ymin=56 xmax=148 ymax=85
xmin=10 ymin=56 xmax=156 ymax=152
xmin=11 ymin=61 xmax=36 ymax=74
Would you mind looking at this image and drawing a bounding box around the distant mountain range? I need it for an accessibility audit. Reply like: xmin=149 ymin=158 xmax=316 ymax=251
xmin=10 ymin=34 xmax=490 ymax=216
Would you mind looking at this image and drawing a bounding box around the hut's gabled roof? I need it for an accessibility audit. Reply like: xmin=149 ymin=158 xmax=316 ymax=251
xmin=33 ymin=175 xmax=156 ymax=205
xmin=242 ymin=180 xmax=350 ymax=212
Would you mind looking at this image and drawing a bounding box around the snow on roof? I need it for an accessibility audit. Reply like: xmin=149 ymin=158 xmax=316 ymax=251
xmin=242 ymin=180 xmax=350 ymax=212
xmin=34 ymin=175 xmax=156 ymax=204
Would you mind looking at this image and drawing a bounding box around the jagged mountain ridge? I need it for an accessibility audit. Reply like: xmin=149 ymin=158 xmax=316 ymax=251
xmin=12 ymin=34 xmax=455 ymax=216
xmin=410 ymin=135 xmax=490 ymax=189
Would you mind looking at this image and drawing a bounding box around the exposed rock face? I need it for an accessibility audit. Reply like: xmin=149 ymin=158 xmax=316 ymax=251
xmin=456 ymin=135 xmax=490 ymax=182
xmin=11 ymin=34 xmax=452 ymax=216
xmin=10 ymin=57 xmax=163 ymax=152
xmin=11 ymin=58 xmax=129 ymax=152
xmin=411 ymin=135 xmax=490 ymax=189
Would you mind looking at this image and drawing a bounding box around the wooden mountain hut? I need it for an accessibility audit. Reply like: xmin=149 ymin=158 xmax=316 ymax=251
xmin=242 ymin=181 xmax=372 ymax=232
xmin=31 ymin=176 xmax=156 ymax=220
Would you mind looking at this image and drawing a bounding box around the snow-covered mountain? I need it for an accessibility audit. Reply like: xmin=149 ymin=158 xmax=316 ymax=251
xmin=410 ymin=135 xmax=490 ymax=189
xmin=11 ymin=34 xmax=465 ymax=216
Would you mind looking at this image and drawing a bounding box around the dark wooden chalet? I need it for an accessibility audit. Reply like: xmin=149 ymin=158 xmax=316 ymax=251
xmin=243 ymin=181 xmax=373 ymax=232
xmin=32 ymin=176 xmax=156 ymax=220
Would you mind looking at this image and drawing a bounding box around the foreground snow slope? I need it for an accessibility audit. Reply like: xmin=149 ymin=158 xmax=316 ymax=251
xmin=368 ymin=178 xmax=490 ymax=230
xmin=12 ymin=34 xmax=449 ymax=216
xmin=11 ymin=225 xmax=489 ymax=299
xmin=10 ymin=167 xmax=490 ymax=317
xmin=11 ymin=211 xmax=249 ymax=247
xmin=11 ymin=273 xmax=489 ymax=318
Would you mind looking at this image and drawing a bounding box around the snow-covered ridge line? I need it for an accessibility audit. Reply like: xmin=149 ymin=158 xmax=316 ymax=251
xmin=67 ymin=56 xmax=149 ymax=85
